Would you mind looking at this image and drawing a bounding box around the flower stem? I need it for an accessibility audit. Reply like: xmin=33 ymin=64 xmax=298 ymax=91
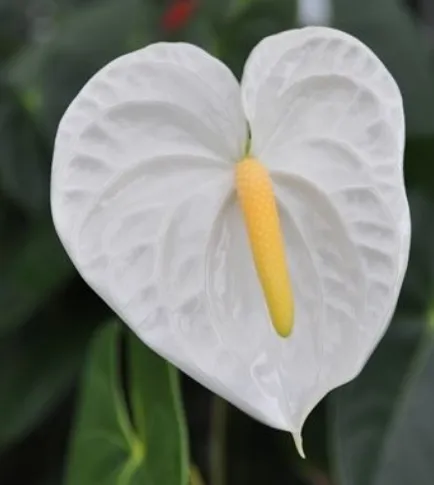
xmin=190 ymin=465 xmax=206 ymax=485
xmin=209 ymin=396 xmax=228 ymax=485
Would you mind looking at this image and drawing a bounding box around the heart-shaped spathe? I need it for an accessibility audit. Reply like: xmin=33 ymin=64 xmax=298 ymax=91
xmin=51 ymin=27 xmax=410 ymax=452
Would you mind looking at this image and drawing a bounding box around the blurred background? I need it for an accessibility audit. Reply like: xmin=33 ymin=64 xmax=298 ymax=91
xmin=1 ymin=0 xmax=434 ymax=484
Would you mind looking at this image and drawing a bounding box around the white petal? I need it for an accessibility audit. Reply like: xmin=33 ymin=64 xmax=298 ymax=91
xmin=205 ymin=180 xmax=363 ymax=432
xmin=241 ymin=27 xmax=410 ymax=429
xmin=52 ymin=42 xmax=247 ymax=244
xmin=51 ymin=44 xmax=255 ymax=411
xmin=242 ymin=27 xmax=406 ymax=228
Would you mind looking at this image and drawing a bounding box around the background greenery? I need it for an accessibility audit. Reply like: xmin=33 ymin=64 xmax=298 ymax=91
xmin=1 ymin=0 xmax=434 ymax=484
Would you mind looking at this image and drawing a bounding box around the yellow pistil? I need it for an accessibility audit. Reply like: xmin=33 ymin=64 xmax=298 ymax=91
xmin=235 ymin=157 xmax=294 ymax=337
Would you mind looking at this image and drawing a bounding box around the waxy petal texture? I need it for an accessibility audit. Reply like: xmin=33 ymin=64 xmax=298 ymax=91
xmin=52 ymin=28 xmax=410 ymax=438
xmin=241 ymin=27 xmax=410 ymax=428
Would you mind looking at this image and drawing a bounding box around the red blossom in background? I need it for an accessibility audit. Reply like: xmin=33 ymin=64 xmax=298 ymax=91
xmin=161 ymin=0 xmax=198 ymax=32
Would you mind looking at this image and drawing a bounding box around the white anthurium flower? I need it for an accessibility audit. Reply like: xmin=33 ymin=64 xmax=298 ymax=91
xmin=51 ymin=26 xmax=410 ymax=456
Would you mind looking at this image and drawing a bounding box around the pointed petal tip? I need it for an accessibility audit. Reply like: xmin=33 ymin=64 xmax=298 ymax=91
xmin=292 ymin=431 xmax=306 ymax=459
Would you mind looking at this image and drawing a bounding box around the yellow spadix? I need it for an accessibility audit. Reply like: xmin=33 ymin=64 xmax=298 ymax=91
xmin=235 ymin=157 xmax=294 ymax=337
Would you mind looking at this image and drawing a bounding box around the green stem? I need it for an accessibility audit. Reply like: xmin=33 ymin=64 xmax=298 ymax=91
xmin=209 ymin=396 xmax=228 ymax=485
xmin=428 ymin=300 xmax=434 ymax=333
xmin=190 ymin=465 xmax=206 ymax=485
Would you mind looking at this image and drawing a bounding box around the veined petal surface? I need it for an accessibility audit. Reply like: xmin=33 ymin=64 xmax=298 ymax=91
xmin=241 ymin=27 xmax=410 ymax=430
xmin=52 ymin=42 xmax=247 ymax=242
xmin=52 ymin=29 xmax=411 ymax=438
xmin=50 ymin=44 xmax=269 ymax=421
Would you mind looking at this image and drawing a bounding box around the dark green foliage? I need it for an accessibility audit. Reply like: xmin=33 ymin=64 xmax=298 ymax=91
xmin=65 ymin=323 xmax=189 ymax=485
xmin=1 ymin=1 xmax=434 ymax=484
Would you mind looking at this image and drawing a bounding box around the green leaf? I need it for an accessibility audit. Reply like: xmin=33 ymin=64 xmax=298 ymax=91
xmin=0 ymin=304 xmax=97 ymax=450
xmin=333 ymin=0 xmax=434 ymax=137
xmin=0 ymin=0 xmax=29 ymax=60
xmin=0 ymin=81 xmax=51 ymax=215
xmin=8 ymin=0 xmax=155 ymax=139
xmin=0 ymin=191 xmax=27 ymax=259
xmin=399 ymin=191 xmax=434 ymax=311
xmin=0 ymin=224 xmax=74 ymax=336
xmin=372 ymin=337 xmax=434 ymax=485
xmin=65 ymin=324 xmax=138 ymax=485
xmin=129 ymin=330 xmax=189 ymax=485
xmin=404 ymin=138 xmax=434 ymax=201
xmin=329 ymin=313 xmax=427 ymax=485
xmin=217 ymin=0 xmax=297 ymax=78
xmin=65 ymin=323 xmax=189 ymax=485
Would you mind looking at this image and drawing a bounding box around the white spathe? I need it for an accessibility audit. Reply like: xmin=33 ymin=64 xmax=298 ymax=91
xmin=51 ymin=27 xmax=410 ymax=450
